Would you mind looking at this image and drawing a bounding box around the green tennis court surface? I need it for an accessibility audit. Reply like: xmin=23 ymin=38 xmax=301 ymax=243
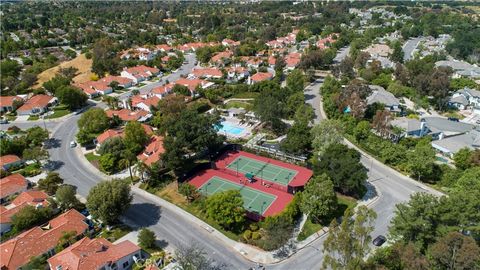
xmin=226 ymin=156 xmax=298 ymax=186
xmin=199 ymin=176 xmax=276 ymax=215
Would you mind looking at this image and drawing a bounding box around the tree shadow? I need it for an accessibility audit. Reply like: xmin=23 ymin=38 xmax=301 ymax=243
xmin=304 ymin=94 xmax=316 ymax=101
xmin=44 ymin=138 xmax=62 ymax=149
xmin=124 ymin=203 xmax=162 ymax=228
xmin=43 ymin=160 xmax=65 ymax=171
xmin=155 ymin=239 xmax=169 ymax=249
xmin=362 ymin=181 xmax=378 ymax=202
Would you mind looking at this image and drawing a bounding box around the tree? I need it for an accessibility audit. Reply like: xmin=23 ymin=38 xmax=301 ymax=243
xmin=42 ymin=75 xmax=71 ymax=94
xmin=123 ymin=121 xmax=149 ymax=154
xmin=55 ymin=85 xmax=88 ymax=110
xmin=138 ymin=228 xmax=156 ymax=249
xmin=311 ymin=119 xmax=343 ymax=157
xmin=253 ymin=83 xmax=286 ymax=133
xmin=92 ymin=38 xmax=120 ymax=76
xmin=77 ymin=108 xmax=110 ymax=144
xmin=11 ymin=205 xmax=52 ymax=231
xmin=294 ymin=104 xmax=315 ymax=125
xmin=205 ymin=190 xmax=245 ymax=230
xmin=119 ymin=149 xmax=137 ymax=181
xmin=99 ymin=153 xmax=117 ymax=174
xmin=98 ymin=137 xmax=126 ymax=157
xmin=152 ymin=95 xmax=187 ymax=133
xmin=38 ymin=172 xmax=64 ymax=195
xmin=453 ymin=147 xmax=473 ymax=170
xmin=353 ymin=121 xmax=371 ymax=142
xmin=178 ymin=183 xmax=199 ymax=202
xmin=55 ymin=185 xmax=81 ymax=211
xmin=300 ymin=173 xmax=338 ymax=223
xmin=429 ymin=232 xmax=480 ymax=270
xmin=406 ymin=140 xmax=436 ymax=182
xmin=371 ymin=110 xmax=392 ymax=137
xmin=366 ymin=242 xmax=430 ymax=270
xmin=280 ymin=121 xmax=311 ymax=155
xmin=322 ymin=206 xmax=377 ymax=270
xmin=389 ymin=193 xmax=440 ymax=251
xmin=390 ymin=41 xmax=404 ymax=63
xmin=315 ymin=143 xmax=367 ymax=198
xmin=175 ymin=242 xmax=224 ymax=270
xmin=286 ymin=91 xmax=305 ymax=118
xmin=299 ymin=48 xmax=336 ymax=70
xmin=26 ymin=126 xmax=49 ymax=147
xmin=22 ymin=147 xmax=49 ymax=165
xmin=172 ymin=84 xmax=190 ymax=96
xmin=58 ymin=67 xmax=78 ymax=79
xmin=86 ymin=179 xmax=133 ymax=225
xmin=286 ymin=69 xmax=305 ymax=93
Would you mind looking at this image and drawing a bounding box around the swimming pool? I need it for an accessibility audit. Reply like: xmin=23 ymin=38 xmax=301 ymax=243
xmin=217 ymin=121 xmax=245 ymax=136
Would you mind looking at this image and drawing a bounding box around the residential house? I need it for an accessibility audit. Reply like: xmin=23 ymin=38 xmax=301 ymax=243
xmin=363 ymin=44 xmax=394 ymax=68
xmin=120 ymin=65 xmax=160 ymax=85
xmin=0 ymin=155 xmax=23 ymax=170
xmin=389 ymin=117 xmax=428 ymax=140
xmin=316 ymin=33 xmax=338 ymax=49
xmin=435 ymin=60 xmax=480 ymax=79
xmin=248 ymin=72 xmax=274 ymax=85
xmin=227 ymin=66 xmax=249 ymax=81
xmin=75 ymin=81 xmax=113 ymax=97
xmin=284 ymin=52 xmax=302 ymax=71
xmin=150 ymin=83 xmax=174 ymax=99
xmin=0 ymin=209 xmax=89 ymax=270
xmin=175 ymin=78 xmax=213 ymax=95
xmin=155 ymin=44 xmax=173 ymax=53
xmin=191 ymin=68 xmax=223 ymax=79
xmin=0 ymin=96 xmax=23 ymax=113
xmin=16 ymin=95 xmax=58 ymax=116
xmin=431 ymin=129 xmax=480 ymax=158
xmin=367 ymin=85 xmax=401 ymax=112
xmin=211 ymin=51 xmax=234 ymax=66
xmin=120 ymin=47 xmax=155 ymax=61
xmin=0 ymin=190 xmax=49 ymax=235
xmin=48 ymin=237 xmax=144 ymax=270
xmin=130 ymin=95 xmax=161 ymax=112
xmin=0 ymin=173 xmax=28 ymax=203
xmin=137 ymin=135 xmax=165 ymax=166
xmin=221 ymin=38 xmax=240 ymax=47
xmin=421 ymin=117 xmax=475 ymax=140
xmin=95 ymin=128 xmax=124 ymax=149
xmin=241 ymin=57 xmax=263 ymax=69
xmin=449 ymin=87 xmax=480 ymax=109
xmin=105 ymin=109 xmax=152 ymax=122
xmin=267 ymin=56 xmax=276 ymax=68
xmin=99 ymin=76 xmax=134 ymax=89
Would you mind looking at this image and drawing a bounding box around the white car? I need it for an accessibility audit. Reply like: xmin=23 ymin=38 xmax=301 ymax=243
xmin=70 ymin=141 xmax=77 ymax=148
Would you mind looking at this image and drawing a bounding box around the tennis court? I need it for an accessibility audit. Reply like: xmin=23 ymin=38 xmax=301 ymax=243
xmin=226 ymin=156 xmax=298 ymax=186
xmin=199 ymin=176 xmax=276 ymax=215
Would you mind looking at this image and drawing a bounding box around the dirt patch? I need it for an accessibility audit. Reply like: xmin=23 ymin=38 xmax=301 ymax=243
xmin=34 ymin=53 xmax=94 ymax=88
xmin=157 ymin=182 xmax=188 ymax=206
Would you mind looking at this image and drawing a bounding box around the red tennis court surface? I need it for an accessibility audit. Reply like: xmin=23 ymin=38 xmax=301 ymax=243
xmin=189 ymin=169 xmax=293 ymax=218
xmin=215 ymin=150 xmax=313 ymax=189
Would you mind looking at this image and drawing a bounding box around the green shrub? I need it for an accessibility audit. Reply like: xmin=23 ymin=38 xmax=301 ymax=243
xmin=243 ymin=230 xmax=252 ymax=240
xmin=251 ymin=231 xmax=261 ymax=240
xmin=249 ymin=223 xmax=259 ymax=231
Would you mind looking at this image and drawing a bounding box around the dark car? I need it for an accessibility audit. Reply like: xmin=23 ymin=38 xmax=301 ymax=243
xmin=448 ymin=117 xmax=459 ymax=122
xmin=372 ymin=235 xmax=387 ymax=246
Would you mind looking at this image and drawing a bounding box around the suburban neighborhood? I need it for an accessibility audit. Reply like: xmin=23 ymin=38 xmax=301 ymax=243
xmin=1 ymin=2 xmax=479 ymax=270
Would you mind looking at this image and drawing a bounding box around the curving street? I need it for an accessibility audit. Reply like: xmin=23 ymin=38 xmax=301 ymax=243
xmin=3 ymin=60 xmax=442 ymax=269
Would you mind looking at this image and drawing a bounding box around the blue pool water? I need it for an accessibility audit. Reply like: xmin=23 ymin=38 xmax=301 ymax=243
xmin=217 ymin=121 xmax=245 ymax=136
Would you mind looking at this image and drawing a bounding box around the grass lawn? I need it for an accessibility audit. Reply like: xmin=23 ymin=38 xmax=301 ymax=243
xmin=225 ymin=100 xmax=253 ymax=111
xmin=297 ymin=194 xmax=357 ymax=241
xmin=5 ymin=114 xmax=17 ymax=121
xmin=152 ymin=182 xmax=242 ymax=241
xmin=232 ymin=92 xmax=260 ymax=99
xmin=84 ymin=152 xmax=101 ymax=169
xmin=138 ymin=83 xmax=147 ymax=87
xmin=45 ymin=109 xmax=71 ymax=119
xmin=28 ymin=115 xmax=40 ymax=121
xmin=97 ymin=224 xmax=132 ymax=242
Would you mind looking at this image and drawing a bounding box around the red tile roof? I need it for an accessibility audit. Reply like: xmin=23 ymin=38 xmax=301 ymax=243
xmin=156 ymin=44 xmax=172 ymax=52
xmin=47 ymin=237 xmax=141 ymax=270
xmin=0 ymin=155 xmax=21 ymax=167
xmin=0 ymin=190 xmax=49 ymax=223
xmin=211 ymin=51 xmax=233 ymax=63
xmin=151 ymin=83 xmax=174 ymax=95
xmin=96 ymin=129 xmax=124 ymax=145
xmin=123 ymin=65 xmax=160 ymax=77
xmin=251 ymin=72 xmax=273 ymax=82
xmin=99 ymin=76 xmax=133 ymax=86
xmin=17 ymin=95 xmax=56 ymax=113
xmin=0 ymin=174 xmax=27 ymax=199
xmin=0 ymin=209 xmax=88 ymax=270
xmin=131 ymin=95 xmax=161 ymax=109
xmin=192 ymin=68 xmax=223 ymax=78
xmin=0 ymin=96 xmax=22 ymax=108
xmin=175 ymin=78 xmax=208 ymax=91
xmin=137 ymin=135 xmax=165 ymax=166
xmin=105 ymin=109 xmax=150 ymax=122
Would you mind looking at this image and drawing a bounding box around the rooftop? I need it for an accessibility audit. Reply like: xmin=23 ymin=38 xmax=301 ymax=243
xmin=0 ymin=173 xmax=27 ymax=199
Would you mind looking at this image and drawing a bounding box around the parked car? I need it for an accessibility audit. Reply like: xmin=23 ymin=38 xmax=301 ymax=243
xmin=372 ymin=235 xmax=387 ymax=246
xmin=70 ymin=141 xmax=77 ymax=148
xmin=448 ymin=117 xmax=459 ymax=122
xmin=0 ymin=118 xmax=8 ymax=124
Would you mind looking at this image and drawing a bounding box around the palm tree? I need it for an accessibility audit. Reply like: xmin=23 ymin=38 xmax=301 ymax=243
xmin=134 ymin=160 xmax=150 ymax=184
xmin=119 ymin=150 xmax=136 ymax=183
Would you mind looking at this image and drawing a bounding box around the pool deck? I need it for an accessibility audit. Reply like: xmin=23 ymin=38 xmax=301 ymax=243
xmin=216 ymin=117 xmax=258 ymax=139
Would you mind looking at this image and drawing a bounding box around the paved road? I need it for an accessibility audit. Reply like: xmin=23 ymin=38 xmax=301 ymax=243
xmin=117 ymin=53 xmax=197 ymax=100
xmin=403 ymin=37 xmax=423 ymax=61
xmin=304 ymin=79 xmax=324 ymax=124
